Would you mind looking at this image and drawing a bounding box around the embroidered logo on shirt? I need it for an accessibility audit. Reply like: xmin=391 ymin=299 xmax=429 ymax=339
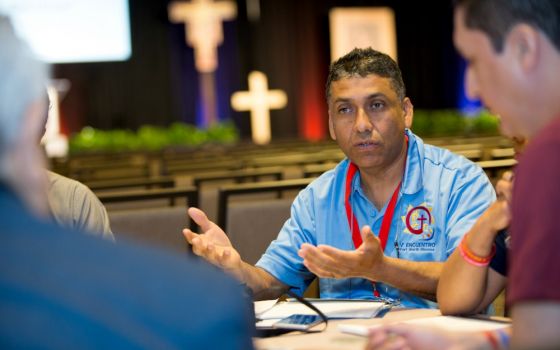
xmin=401 ymin=204 xmax=434 ymax=240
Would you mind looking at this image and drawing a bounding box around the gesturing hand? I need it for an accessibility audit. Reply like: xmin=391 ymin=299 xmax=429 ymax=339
xmin=479 ymin=171 xmax=514 ymax=233
xmin=298 ymin=225 xmax=385 ymax=281
xmin=495 ymin=170 xmax=514 ymax=203
xmin=183 ymin=207 xmax=242 ymax=277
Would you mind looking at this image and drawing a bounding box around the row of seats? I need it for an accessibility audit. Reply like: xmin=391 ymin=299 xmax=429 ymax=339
xmin=52 ymin=137 xmax=517 ymax=263
xmin=92 ymin=159 xmax=514 ymax=264
xmin=95 ymin=170 xmax=313 ymax=260
xmin=50 ymin=135 xmax=513 ymax=183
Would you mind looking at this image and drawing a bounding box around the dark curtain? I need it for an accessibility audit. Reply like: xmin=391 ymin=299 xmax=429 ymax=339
xmin=54 ymin=0 xmax=459 ymax=141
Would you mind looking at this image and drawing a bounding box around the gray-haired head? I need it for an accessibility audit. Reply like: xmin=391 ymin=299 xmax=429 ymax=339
xmin=453 ymin=0 xmax=560 ymax=53
xmin=325 ymin=47 xmax=406 ymax=102
xmin=0 ymin=15 xmax=49 ymax=156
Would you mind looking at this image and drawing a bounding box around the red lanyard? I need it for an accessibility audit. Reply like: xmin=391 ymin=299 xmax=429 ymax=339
xmin=344 ymin=163 xmax=402 ymax=297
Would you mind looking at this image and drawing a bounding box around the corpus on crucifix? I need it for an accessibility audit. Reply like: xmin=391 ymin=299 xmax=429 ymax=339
xmin=168 ymin=0 xmax=237 ymax=127
xmin=231 ymin=71 xmax=287 ymax=145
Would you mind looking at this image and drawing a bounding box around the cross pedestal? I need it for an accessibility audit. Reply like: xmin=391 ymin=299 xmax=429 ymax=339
xmin=168 ymin=0 xmax=237 ymax=127
xmin=199 ymin=72 xmax=218 ymax=127
xmin=231 ymin=71 xmax=287 ymax=145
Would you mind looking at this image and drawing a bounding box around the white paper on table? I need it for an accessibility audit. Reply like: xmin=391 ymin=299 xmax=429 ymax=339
xmin=338 ymin=315 xmax=510 ymax=337
xmin=404 ymin=315 xmax=510 ymax=331
xmin=257 ymin=299 xmax=389 ymax=320
xmin=255 ymin=318 xmax=281 ymax=328
xmin=254 ymin=299 xmax=279 ymax=317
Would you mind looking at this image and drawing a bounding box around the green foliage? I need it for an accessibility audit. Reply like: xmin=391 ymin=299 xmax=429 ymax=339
xmin=69 ymin=121 xmax=239 ymax=153
xmin=468 ymin=110 xmax=501 ymax=135
xmin=69 ymin=112 xmax=499 ymax=154
xmin=412 ymin=109 xmax=500 ymax=137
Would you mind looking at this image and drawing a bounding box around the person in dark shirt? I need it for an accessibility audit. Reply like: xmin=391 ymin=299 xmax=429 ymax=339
xmin=367 ymin=0 xmax=560 ymax=348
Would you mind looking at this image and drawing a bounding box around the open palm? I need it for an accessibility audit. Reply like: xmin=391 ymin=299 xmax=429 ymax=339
xmin=183 ymin=207 xmax=242 ymax=273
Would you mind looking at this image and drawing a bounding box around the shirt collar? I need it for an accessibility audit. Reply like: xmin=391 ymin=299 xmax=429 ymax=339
xmin=401 ymin=129 xmax=424 ymax=195
xmin=350 ymin=129 xmax=424 ymax=197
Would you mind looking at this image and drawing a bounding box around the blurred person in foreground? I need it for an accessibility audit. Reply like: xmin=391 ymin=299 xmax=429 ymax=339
xmin=0 ymin=15 xmax=254 ymax=349
xmin=366 ymin=0 xmax=560 ymax=349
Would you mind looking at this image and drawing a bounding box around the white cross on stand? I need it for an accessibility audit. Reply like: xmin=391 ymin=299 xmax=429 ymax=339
xmin=231 ymin=71 xmax=287 ymax=145
xmin=168 ymin=0 xmax=236 ymax=126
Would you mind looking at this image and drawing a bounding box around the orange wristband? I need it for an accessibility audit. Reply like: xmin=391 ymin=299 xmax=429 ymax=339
xmin=459 ymin=234 xmax=496 ymax=266
xmin=484 ymin=330 xmax=500 ymax=350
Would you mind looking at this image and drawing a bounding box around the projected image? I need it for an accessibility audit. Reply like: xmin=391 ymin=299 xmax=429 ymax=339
xmin=0 ymin=0 xmax=131 ymax=63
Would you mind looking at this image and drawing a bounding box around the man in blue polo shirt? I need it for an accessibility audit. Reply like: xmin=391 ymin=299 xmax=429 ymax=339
xmin=185 ymin=48 xmax=494 ymax=308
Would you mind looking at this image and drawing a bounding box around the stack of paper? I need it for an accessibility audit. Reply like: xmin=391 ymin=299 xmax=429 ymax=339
xmin=256 ymin=299 xmax=390 ymax=320
xmin=255 ymin=299 xmax=390 ymax=329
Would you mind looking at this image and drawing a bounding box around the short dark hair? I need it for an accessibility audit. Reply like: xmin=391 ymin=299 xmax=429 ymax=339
xmin=325 ymin=47 xmax=406 ymax=102
xmin=454 ymin=0 xmax=560 ymax=53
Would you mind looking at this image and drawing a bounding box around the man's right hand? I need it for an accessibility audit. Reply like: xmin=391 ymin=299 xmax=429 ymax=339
xmin=482 ymin=170 xmax=514 ymax=232
xmin=183 ymin=207 xmax=243 ymax=278
xmin=495 ymin=170 xmax=514 ymax=203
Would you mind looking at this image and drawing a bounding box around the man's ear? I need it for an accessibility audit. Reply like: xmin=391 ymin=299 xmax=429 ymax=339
xmin=506 ymin=23 xmax=540 ymax=73
xmin=328 ymin=109 xmax=337 ymax=140
xmin=402 ymin=97 xmax=414 ymax=129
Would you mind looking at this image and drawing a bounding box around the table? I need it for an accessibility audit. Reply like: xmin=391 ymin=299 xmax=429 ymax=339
xmin=254 ymin=308 xmax=439 ymax=350
xmin=254 ymin=308 xmax=510 ymax=350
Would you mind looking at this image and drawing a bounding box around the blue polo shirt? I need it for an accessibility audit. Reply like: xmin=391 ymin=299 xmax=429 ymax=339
xmin=256 ymin=130 xmax=495 ymax=308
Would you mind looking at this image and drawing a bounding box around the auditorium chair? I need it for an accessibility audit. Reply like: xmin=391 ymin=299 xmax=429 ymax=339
xmin=109 ymin=206 xmax=191 ymax=255
xmin=216 ymin=178 xmax=314 ymax=265
xmin=99 ymin=187 xmax=197 ymax=254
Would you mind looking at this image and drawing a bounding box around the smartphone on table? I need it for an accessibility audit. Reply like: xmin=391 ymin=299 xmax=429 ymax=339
xmin=272 ymin=314 xmax=323 ymax=331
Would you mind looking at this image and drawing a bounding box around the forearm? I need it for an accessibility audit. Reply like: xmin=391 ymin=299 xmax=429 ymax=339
xmin=439 ymin=219 xmax=502 ymax=314
xmin=238 ymin=262 xmax=289 ymax=300
xmin=438 ymin=250 xmax=488 ymax=314
xmin=464 ymin=219 xmax=499 ymax=257
xmin=368 ymin=258 xmax=443 ymax=301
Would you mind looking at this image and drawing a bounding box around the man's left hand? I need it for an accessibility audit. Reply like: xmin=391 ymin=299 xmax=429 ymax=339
xmin=298 ymin=225 xmax=384 ymax=280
